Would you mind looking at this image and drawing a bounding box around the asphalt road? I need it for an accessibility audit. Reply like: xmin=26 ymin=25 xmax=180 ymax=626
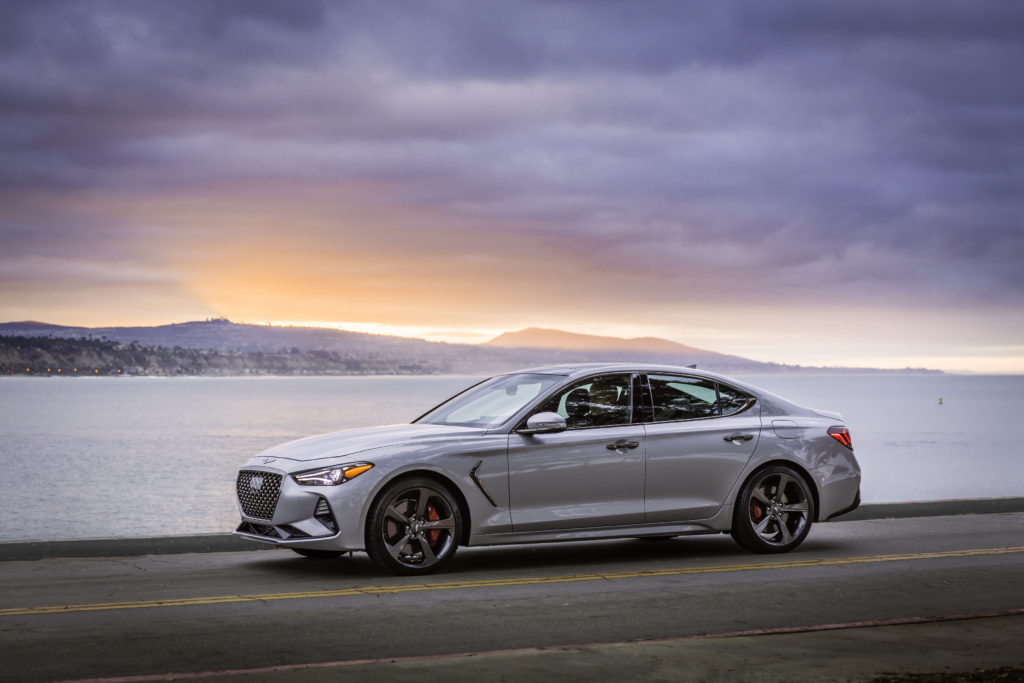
xmin=1 ymin=513 xmax=1023 ymax=682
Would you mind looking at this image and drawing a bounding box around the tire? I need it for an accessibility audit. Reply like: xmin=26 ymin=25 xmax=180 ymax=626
xmin=365 ymin=477 xmax=463 ymax=575
xmin=731 ymin=465 xmax=814 ymax=553
xmin=291 ymin=548 xmax=345 ymax=559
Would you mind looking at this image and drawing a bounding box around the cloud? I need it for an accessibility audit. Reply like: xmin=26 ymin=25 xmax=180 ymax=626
xmin=0 ymin=0 xmax=1021 ymax=359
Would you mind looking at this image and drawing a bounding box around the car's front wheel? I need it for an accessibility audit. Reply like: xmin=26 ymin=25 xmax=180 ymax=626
xmin=731 ymin=465 xmax=814 ymax=553
xmin=365 ymin=477 xmax=462 ymax=575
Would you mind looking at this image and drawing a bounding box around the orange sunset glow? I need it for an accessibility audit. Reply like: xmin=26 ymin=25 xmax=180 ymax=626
xmin=1 ymin=3 xmax=1022 ymax=373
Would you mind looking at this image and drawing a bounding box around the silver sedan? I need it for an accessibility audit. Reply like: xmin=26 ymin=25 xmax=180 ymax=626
xmin=234 ymin=364 xmax=861 ymax=574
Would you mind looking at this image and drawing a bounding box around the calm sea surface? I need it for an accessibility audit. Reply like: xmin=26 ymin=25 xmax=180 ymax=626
xmin=1 ymin=374 xmax=1021 ymax=541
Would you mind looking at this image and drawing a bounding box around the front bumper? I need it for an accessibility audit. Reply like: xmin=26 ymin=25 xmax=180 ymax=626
xmin=233 ymin=466 xmax=370 ymax=552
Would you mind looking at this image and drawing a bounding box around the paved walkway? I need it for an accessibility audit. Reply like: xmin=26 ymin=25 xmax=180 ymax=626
xmin=76 ymin=613 xmax=1024 ymax=682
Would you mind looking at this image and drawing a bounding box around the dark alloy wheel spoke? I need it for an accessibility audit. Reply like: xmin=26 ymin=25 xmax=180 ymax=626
xmin=417 ymin=537 xmax=438 ymax=564
xmin=777 ymin=521 xmax=794 ymax=544
xmin=421 ymin=516 xmax=455 ymax=531
xmin=384 ymin=537 xmax=407 ymax=561
xmin=415 ymin=489 xmax=432 ymax=518
xmin=384 ymin=504 xmax=409 ymax=525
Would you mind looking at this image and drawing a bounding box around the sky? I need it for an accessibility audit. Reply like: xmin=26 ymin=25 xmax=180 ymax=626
xmin=1 ymin=1 xmax=1022 ymax=373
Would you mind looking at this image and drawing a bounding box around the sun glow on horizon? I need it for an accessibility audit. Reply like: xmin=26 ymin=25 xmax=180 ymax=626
xmin=262 ymin=320 xmax=506 ymax=345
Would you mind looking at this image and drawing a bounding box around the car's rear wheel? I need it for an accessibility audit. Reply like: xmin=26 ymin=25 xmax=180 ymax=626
xmin=731 ymin=465 xmax=814 ymax=553
xmin=291 ymin=548 xmax=344 ymax=559
xmin=366 ymin=477 xmax=462 ymax=575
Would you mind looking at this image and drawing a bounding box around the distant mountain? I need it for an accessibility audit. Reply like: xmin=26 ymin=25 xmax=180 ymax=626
xmin=0 ymin=320 xmax=941 ymax=375
xmin=0 ymin=319 xmax=509 ymax=374
xmin=486 ymin=327 xmax=695 ymax=353
xmin=0 ymin=320 xmax=762 ymax=370
xmin=0 ymin=319 xmax=441 ymax=355
xmin=484 ymin=327 xmax=755 ymax=366
xmin=0 ymin=334 xmax=460 ymax=377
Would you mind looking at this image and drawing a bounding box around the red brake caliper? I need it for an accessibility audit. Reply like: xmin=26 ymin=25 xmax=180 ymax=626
xmin=750 ymin=500 xmax=764 ymax=521
xmin=426 ymin=504 xmax=441 ymax=546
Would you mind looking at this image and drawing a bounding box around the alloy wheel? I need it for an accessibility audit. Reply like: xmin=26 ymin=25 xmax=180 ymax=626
xmin=732 ymin=465 xmax=814 ymax=553
xmin=748 ymin=471 xmax=810 ymax=547
xmin=367 ymin=479 xmax=461 ymax=574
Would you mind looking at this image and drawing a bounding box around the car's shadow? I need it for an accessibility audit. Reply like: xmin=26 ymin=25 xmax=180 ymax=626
xmin=243 ymin=535 xmax=845 ymax=580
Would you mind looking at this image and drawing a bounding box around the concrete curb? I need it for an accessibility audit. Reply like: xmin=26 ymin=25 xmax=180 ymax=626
xmin=2 ymin=497 xmax=1022 ymax=562
xmin=0 ymin=533 xmax=270 ymax=562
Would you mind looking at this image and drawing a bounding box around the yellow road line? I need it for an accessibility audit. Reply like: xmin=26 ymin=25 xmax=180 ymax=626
xmin=3 ymin=546 xmax=1022 ymax=617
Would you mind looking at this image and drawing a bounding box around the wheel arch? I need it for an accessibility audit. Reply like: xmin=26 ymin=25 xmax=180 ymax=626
xmin=364 ymin=469 xmax=473 ymax=546
xmin=739 ymin=459 xmax=821 ymax=523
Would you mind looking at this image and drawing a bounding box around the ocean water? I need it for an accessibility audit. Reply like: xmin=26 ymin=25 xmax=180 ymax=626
xmin=0 ymin=374 xmax=1021 ymax=542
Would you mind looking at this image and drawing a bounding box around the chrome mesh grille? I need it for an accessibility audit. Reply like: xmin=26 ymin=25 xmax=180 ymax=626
xmin=236 ymin=470 xmax=282 ymax=520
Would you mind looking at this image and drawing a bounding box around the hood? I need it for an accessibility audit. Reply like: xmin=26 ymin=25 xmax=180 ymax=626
xmin=254 ymin=423 xmax=485 ymax=463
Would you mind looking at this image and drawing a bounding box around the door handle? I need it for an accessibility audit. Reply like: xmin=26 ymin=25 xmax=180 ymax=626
xmin=606 ymin=439 xmax=640 ymax=450
xmin=724 ymin=434 xmax=754 ymax=443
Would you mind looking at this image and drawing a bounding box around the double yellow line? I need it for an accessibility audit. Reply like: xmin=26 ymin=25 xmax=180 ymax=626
xmin=3 ymin=546 xmax=1022 ymax=617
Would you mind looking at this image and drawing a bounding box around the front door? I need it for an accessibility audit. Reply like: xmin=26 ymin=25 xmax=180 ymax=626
xmin=508 ymin=373 xmax=645 ymax=532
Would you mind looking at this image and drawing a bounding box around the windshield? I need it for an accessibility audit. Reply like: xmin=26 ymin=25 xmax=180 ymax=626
xmin=415 ymin=373 xmax=565 ymax=429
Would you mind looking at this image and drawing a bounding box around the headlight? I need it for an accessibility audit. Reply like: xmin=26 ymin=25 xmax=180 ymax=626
xmin=292 ymin=462 xmax=374 ymax=486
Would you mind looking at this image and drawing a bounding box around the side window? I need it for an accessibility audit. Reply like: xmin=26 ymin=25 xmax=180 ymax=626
xmin=648 ymin=375 xmax=720 ymax=421
xmin=646 ymin=375 xmax=753 ymax=421
xmin=535 ymin=373 xmax=633 ymax=429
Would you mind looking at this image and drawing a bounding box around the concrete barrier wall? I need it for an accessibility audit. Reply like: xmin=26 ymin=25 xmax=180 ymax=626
xmin=0 ymin=533 xmax=268 ymax=562
xmin=2 ymin=497 xmax=1023 ymax=562
xmin=838 ymin=496 xmax=1024 ymax=522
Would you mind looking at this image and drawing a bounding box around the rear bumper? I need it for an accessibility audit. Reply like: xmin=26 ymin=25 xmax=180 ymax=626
xmin=826 ymin=488 xmax=861 ymax=520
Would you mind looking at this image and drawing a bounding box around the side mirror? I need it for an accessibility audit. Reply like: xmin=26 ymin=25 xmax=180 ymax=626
xmin=519 ymin=412 xmax=567 ymax=435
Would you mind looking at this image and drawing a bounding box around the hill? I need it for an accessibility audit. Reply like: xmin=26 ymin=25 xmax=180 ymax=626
xmin=484 ymin=327 xmax=754 ymax=366
xmin=0 ymin=319 xmax=770 ymax=373
xmin=0 ymin=335 xmax=457 ymax=376
xmin=0 ymin=319 xmax=447 ymax=355
xmin=0 ymin=320 xmax=941 ymax=375
xmin=0 ymin=320 xmax=516 ymax=375
xmin=486 ymin=327 xmax=701 ymax=354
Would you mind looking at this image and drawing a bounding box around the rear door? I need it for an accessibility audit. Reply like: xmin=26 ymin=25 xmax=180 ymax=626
xmin=641 ymin=374 xmax=761 ymax=522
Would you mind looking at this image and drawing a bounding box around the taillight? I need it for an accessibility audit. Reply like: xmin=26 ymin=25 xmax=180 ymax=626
xmin=828 ymin=426 xmax=853 ymax=450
